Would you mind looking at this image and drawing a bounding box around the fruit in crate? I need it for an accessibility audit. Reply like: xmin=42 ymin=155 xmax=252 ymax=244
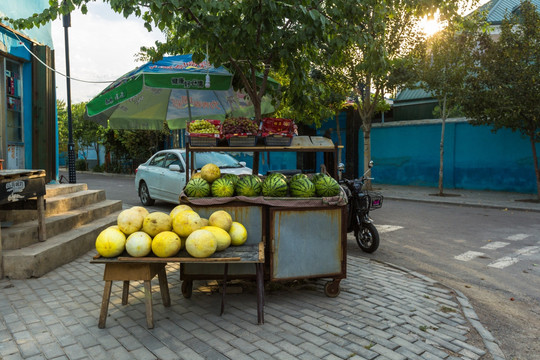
xmin=200 ymin=163 xmax=221 ymax=182
xmin=290 ymin=177 xmax=316 ymax=197
xmin=185 ymin=229 xmax=218 ymax=258
xmin=189 ymin=119 xmax=219 ymax=134
xmin=185 ymin=178 xmax=211 ymax=197
xmin=262 ymin=175 xmax=288 ymax=197
xmin=315 ymin=175 xmax=341 ymax=197
xmin=235 ymin=175 xmax=262 ymax=197
xmin=229 ymin=222 xmax=248 ymax=246
xmin=142 ymin=212 xmax=172 ymax=237
xmin=95 ymin=227 xmax=126 ymax=258
xmin=222 ymin=117 xmax=259 ymax=134
xmin=125 ymin=231 xmax=152 ymax=257
xmin=152 ymin=231 xmax=182 ymax=257
xmin=211 ymin=177 xmax=235 ymax=197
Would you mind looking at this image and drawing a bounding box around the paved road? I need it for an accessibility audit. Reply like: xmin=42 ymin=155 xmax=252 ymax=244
xmin=362 ymin=199 xmax=540 ymax=360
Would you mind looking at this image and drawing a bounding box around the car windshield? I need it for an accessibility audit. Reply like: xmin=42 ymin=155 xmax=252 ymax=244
xmin=182 ymin=152 xmax=242 ymax=170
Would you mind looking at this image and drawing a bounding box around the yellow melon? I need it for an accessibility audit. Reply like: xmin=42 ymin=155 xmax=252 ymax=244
xmin=95 ymin=227 xmax=126 ymax=257
xmin=170 ymin=204 xmax=193 ymax=219
xmin=229 ymin=221 xmax=248 ymax=246
xmin=172 ymin=210 xmax=204 ymax=238
xmin=201 ymin=225 xmax=231 ymax=251
xmin=125 ymin=231 xmax=152 ymax=257
xmin=208 ymin=210 xmax=233 ymax=232
xmin=142 ymin=212 xmax=172 ymax=237
xmin=152 ymin=231 xmax=182 ymax=257
xmin=200 ymin=163 xmax=221 ymax=182
xmin=117 ymin=208 xmax=144 ymax=235
xmin=185 ymin=229 xmax=217 ymax=258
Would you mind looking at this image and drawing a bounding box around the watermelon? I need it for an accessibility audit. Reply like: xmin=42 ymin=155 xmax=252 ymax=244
xmin=310 ymin=172 xmax=325 ymax=185
xmin=289 ymin=173 xmax=308 ymax=183
xmin=235 ymin=175 xmax=262 ymax=197
xmin=262 ymin=176 xmax=288 ymax=197
xmin=315 ymin=175 xmax=340 ymax=197
xmin=185 ymin=178 xmax=210 ymax=197
xmin=211 ymin=177 xmax=234 ymax=197
xmin=289 ymin=178 xmax=316 ymax=197
xmin=222 ymin=173 xmax=239 ymax=187
xmin=267 ymin=172 xmax=287 ymax=182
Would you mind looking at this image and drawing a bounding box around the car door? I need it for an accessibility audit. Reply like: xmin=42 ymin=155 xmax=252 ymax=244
xmin=145 ymin=152 xmax=168 ymax=199
xmin=159 ymin=153 xmax=187 ymax=203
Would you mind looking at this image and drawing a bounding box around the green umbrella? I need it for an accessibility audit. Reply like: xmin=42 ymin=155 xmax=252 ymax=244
xmin=85 ymin=54 xmax=278 ymax=130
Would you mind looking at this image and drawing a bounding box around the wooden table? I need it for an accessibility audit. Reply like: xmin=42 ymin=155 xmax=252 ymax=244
xmin=91 ymin=242 xmax=265 ymax=328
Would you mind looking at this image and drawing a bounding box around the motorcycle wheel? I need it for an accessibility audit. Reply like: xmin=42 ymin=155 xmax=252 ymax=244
xmin=355 ymin=222 xmax=380 ymax=253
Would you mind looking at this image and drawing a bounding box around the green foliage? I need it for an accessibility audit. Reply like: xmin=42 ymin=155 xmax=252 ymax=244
xmin=461 ymin=0 xmax=540 ymax=197
xmin=75 ymin=159 xmax=87 ymax=171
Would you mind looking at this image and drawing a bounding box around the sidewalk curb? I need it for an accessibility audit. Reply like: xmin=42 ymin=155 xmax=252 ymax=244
xmin=384 ymin=195 xmax=540 ymax=213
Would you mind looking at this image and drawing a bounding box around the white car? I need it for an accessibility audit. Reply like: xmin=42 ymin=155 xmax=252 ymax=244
xmin=135 ymin=149 xmax=253 ymax=205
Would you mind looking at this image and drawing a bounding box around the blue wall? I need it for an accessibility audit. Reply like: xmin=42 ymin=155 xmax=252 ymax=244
xmin=311 ymin=114 xmax=537 ymax=194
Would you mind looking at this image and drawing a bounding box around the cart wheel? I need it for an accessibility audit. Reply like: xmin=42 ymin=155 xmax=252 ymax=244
xmin=182 ymin=280 xmax=193 ymax=299
xmin=324 ymin=280 xmax=341 ymax=298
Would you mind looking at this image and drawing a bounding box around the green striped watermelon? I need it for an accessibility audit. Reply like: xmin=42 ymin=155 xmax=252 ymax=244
xmin=267 ymin=172 xmax=287 ymax=182
xmin=262 ymin=176 xmax=288 ymax=197
xmin=235 ymin=175 xmax=262 ymax=197
xmin=310 ymin=172 xmax=325 ymax=185
xmin=315 ymin=175 xmax=340 ymax=197
xmin=289 ymin=178 xmax=315 ymax=197
xmin=185 ymin=178 xmax=210 ymax=197
xmin=211 ymin=177 xmax=234 ymax=197
xmin=289 ymin=173 xmax=308 ymax=183
xmin=221 ymin=173 xmax=239 ymax=187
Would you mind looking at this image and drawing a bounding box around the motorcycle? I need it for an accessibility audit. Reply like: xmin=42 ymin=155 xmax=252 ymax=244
xmin=338 ymin=161 xmax=383 ymax=253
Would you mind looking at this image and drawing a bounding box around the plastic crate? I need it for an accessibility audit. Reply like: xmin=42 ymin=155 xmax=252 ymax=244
xmin=186 ymin=119 xmax=221 ymax=147
xmin=264 ymin=135 xmax=293 ymax=146
xmin=188 ymin=136 xmax=218 ymax=147
xmin=227 ymin=135 xmax=258 ymax=147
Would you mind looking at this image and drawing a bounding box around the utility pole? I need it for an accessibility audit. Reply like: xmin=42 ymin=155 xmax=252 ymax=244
xmin=63 ymin=8 xmax=76 ymax=183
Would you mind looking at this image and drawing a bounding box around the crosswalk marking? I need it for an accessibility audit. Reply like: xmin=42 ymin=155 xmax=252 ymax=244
xmin=378 ymin=225 xmax=404 ymax=234
xmin=481 ymin=241 xmax=509 ymax=250
xmin=506 ymin=234 xmax=530 ymax=241
xmin=455 ymin=251 xmax=485 ymax=261
xmin=488 ymin=246 xmax=540 ymax=269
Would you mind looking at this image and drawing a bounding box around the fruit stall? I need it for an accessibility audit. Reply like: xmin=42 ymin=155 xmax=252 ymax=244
xmin=181 ymin=118 xmax=347 ymax=297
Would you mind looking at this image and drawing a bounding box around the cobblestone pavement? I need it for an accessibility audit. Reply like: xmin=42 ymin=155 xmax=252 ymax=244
xmin=0 ymin=246 xmax=503 ymax=360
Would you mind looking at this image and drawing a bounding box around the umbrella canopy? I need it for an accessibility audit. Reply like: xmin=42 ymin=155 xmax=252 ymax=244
xmin=85 ymin=54 xmax=277 ymax=130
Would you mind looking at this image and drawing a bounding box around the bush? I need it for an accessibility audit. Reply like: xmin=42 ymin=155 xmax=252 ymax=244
xmin=93 ymin=164 xmax=104 ymax=173
xmin=75 ymin=159 xmax=88 ymax=171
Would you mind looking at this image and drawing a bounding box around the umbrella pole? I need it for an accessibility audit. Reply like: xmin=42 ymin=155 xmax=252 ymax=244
xmin=186 ymin=89 xmax=193 ymax=123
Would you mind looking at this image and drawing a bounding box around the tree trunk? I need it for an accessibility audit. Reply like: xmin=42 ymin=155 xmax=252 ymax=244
xmin=363 ymin=125 xmax=372 ymax=190
xmin=438 ymin=95 xmax=447 ymax=196
xmin=529 ymin=132 xmax=540 ymax=200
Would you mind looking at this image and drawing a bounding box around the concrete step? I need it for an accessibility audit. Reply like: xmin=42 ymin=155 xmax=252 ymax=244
xmin=2 ymin=199 xmax=123 ymax=250
xmin=0 ymin=189 xmax=106 ymax=225
xmin=3 ymin=212 xmax=121 ymax=279
xmin=44 ymin=183 xmax=88 ymax=198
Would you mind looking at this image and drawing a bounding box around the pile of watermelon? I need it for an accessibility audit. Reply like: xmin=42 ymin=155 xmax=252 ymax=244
xmin=185 ymin=170 xmax=341 ymax=198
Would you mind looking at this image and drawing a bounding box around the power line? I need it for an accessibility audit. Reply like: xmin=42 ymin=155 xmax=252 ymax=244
xmin=10 ymin=30 xmax=115 ymax=84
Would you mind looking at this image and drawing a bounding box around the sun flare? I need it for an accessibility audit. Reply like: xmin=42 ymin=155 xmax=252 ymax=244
xmin=420 ymin=10 xmax=443 ymax=36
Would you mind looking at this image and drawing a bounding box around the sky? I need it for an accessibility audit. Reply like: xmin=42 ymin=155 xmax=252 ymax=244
xmin=51 ymin=1 xmax=165 ymax=104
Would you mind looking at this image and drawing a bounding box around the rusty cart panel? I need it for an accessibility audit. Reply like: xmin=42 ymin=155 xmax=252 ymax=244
xmin=269 ymin=206 xmax=346 ymax=281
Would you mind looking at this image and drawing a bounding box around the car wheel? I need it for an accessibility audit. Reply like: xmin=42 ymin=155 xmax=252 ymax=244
xmin=138 ymin=181 xmax=155 ymax=206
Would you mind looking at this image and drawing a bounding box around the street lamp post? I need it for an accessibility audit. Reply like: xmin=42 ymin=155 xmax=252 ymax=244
xmin=63 ymin=10 xmax=76 ymax=183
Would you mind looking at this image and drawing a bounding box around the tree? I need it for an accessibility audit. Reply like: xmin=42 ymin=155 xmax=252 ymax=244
xmin=461 ymin=0 xmax=540 ymax=199
xmin=414 ymin=16 xmax=483 ymax=195
xmin=303 ymin=0 xmax=468 ymax=183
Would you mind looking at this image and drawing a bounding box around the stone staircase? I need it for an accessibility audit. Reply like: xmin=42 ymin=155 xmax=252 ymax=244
xmin=0 ymin=183 xmax=123 ymax=279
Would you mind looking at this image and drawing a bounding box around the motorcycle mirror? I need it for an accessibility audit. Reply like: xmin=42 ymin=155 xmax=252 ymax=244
xmin=368 ymin=160 xmax=374 ymax=168
xmin=338 ymin=163 xmax=345 ymax=172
